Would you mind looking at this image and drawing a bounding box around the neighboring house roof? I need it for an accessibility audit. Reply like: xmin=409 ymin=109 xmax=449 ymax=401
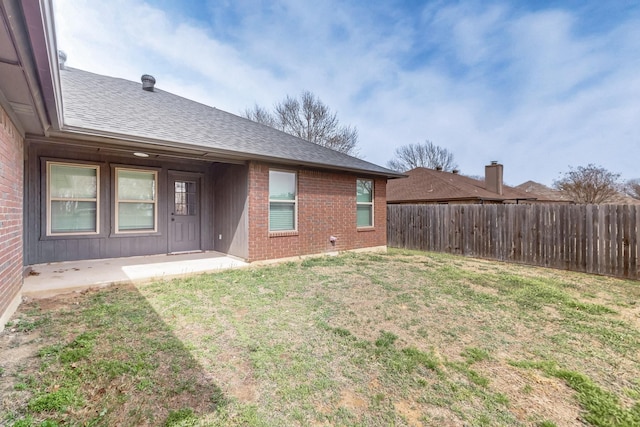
xmin=54 ymin=68 xmax=401 ymax=178
xmin=607 ymin=193 xmax=640 ymax=205
xmin=515 ymin=181 xmax=573 ymax=203
xmin=387 ymin=167 xmax=535 ymax=203
xmin=516 ymin=181 xmax=640 ymax=205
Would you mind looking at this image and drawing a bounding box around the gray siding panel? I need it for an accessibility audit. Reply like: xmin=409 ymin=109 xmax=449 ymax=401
xmin=213 ymin=163 xmax=249 ymax=259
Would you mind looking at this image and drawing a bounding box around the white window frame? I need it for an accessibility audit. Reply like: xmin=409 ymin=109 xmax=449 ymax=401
xmin=46 ymin=161 xmax=100 ymax=236
xmin=269 ymin=169 xmax=298 ymax=232
xmin=356 ymin=178 xmax=374 ymax=228
xmin=115 ymin=167 xmax=158 ymax=234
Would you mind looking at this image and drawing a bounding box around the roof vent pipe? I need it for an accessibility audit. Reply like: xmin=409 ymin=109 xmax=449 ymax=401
xmin=141 ymin=74 xmax=156 ymax=92
xmin=58 ymin=50 xmax=67 ymax=70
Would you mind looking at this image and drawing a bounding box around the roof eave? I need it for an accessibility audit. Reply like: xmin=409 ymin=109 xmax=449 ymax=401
xmin=2 ymin=0 xmax=62 ymax=134
xmin=477 ymin=197 xmax=538 ymax=203
xmin=49 ymin=125 xmax=404 ymax=178
xmin=22 ymin=0 xmax=63 ymax=131
xmin=388 ymin=197 xmax=483 ymax=203
xmin=388 ymin=196 xmax=539 ymax=203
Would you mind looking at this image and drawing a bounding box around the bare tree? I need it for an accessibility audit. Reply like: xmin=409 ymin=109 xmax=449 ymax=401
xmin=243 ymin=104 xmax=276 ymax=128
xmin=623 ymin=178 xmax=640 ymax=200
xmin=386 ymin=141 xmax=458 ymax=172
xmin=243 ymin=91 xmax=359 ymax=156
xmin=553 ymin=164 xmax=621 ymax=204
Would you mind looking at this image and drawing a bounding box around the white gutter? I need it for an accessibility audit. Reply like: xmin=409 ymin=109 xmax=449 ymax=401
xmin=21 ymin=0 xmax=63 ymax=132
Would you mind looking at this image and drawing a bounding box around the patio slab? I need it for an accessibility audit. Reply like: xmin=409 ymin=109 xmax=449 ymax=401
xmin=23 ymin=251 xmax=249 ymax=299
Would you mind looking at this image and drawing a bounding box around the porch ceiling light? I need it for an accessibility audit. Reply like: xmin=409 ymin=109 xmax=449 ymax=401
xmin=133 ymin=152 xmax=150 ymax=158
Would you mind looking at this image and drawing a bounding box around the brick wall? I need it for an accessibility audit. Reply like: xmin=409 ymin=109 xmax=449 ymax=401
xmin=248 ymin=161 xmax=387 ymax=261
xmin=0 ymin=105 xmax=24 ymax=329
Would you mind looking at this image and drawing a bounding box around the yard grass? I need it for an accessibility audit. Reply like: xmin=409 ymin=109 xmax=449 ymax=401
xmin=1 ymin=249 xmax=639 ymax=426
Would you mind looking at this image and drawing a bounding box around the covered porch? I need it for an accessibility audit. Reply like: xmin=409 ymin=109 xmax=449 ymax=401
xmin=23 ymin=251 xmax=248 ymax=299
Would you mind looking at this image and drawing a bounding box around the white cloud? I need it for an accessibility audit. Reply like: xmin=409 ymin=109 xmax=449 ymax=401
xmin=54 ymin=0 xmax=640 ymax=185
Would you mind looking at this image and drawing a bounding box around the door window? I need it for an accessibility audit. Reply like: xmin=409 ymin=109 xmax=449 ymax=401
xmin=174 ymin=181 xmax=197 ymax=215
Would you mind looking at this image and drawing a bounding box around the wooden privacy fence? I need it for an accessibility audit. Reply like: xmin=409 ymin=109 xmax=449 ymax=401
xmin=387 ymin=204 xmax=640 ymax=280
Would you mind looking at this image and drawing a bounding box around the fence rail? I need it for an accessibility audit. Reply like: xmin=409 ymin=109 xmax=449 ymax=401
xmin=387 ymin=204 xmax=640 ymax=280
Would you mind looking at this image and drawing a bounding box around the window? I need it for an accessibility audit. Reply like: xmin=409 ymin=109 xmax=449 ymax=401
xmin=356 ymin=179 xmax=374 ymax=227
xmin=47 ymin=162 xmax=99 ymax=235
xmin=116 ymin=168 xmax=157 ymax=232
xmin=269 ymin=170 xmax=296 ymax=231
xmin=174 ymin=181 xmax=197 ymax=216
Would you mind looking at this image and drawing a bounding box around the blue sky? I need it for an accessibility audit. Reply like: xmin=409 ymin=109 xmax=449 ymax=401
xmin=53 ymin=0 xmax=640 ymax=186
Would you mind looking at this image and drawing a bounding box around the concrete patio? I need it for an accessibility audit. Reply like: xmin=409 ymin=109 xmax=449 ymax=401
xmin=23 ymin=251 xmax=249 ymax=299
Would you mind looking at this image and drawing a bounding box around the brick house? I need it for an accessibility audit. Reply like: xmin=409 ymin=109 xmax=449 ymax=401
xmin=0 ymin=1 xmax=400 ymax=329
xmin=387 ymin=163 xmax=535 ymax=205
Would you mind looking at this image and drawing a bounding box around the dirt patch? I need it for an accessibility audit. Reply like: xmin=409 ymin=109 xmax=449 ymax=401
xmin=421 ymin=405 xmax=464 ymax=426
xmin=478 ymin=361 xmax=583 ymax=426
xmin=617 ymin=303 xmax=640 ymax=330
xmin=339 ymin=389 xmax=367 ymax=410
xmin=215 ymin=350 xmax=257 ymax=403
xmin=22 ymin=289 xmax=87 ymax=310
xmin=0 ymin=328 xmax=45 ymax=418
xmin=314 ymin=389 xmax=368 ymax=421
xmin=466 ymin=280 xmax=501 ymax=296
xmin=0 ymin=328 xmax=42 ymax=368
xmin=394 ymin=400 xmax=423 ymax=426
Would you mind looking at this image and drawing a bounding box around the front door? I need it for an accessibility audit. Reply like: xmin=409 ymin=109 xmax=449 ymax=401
xmin=168 ymin=172 xmax=201 ymax=253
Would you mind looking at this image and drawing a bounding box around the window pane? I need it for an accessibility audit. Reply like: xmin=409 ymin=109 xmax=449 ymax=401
xmin=269 ymin=171 xmax=296 ymax=200
xmin=118 ymin=170 xmax=155 ymax=200
xmin=50 ymin=201 xmax=97 ymax=232
xmin=357 ymin=205 xmax=372 ymax=227
xmin=356 ymin=179 xmax=372 ymax=203
xmin=118 ymin=203 xmax=155 ymax=230
xmin=50 ymin=164 xmax=97 ymax=199
xmin=175 ymin=180 xmax=197 ymax=215
xmin=270 ymin=202 xmax=295 ymax=231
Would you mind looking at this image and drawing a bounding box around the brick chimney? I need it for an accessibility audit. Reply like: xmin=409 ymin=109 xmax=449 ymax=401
xmin=485 ymin=161 xmax=503 ymax=195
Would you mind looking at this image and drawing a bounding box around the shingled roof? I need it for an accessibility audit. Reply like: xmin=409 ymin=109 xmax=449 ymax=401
xmin=57 ymin=68 xmax=401 ymax=178
xmin=515 ymin=181 xmax=573 ymax=203
xmin=387 ymin=167 xmax=535 ymax=203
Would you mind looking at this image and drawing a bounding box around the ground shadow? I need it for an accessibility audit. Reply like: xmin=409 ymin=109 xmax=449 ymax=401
xmin=0 ymin=283 xmax=226 ymax=426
